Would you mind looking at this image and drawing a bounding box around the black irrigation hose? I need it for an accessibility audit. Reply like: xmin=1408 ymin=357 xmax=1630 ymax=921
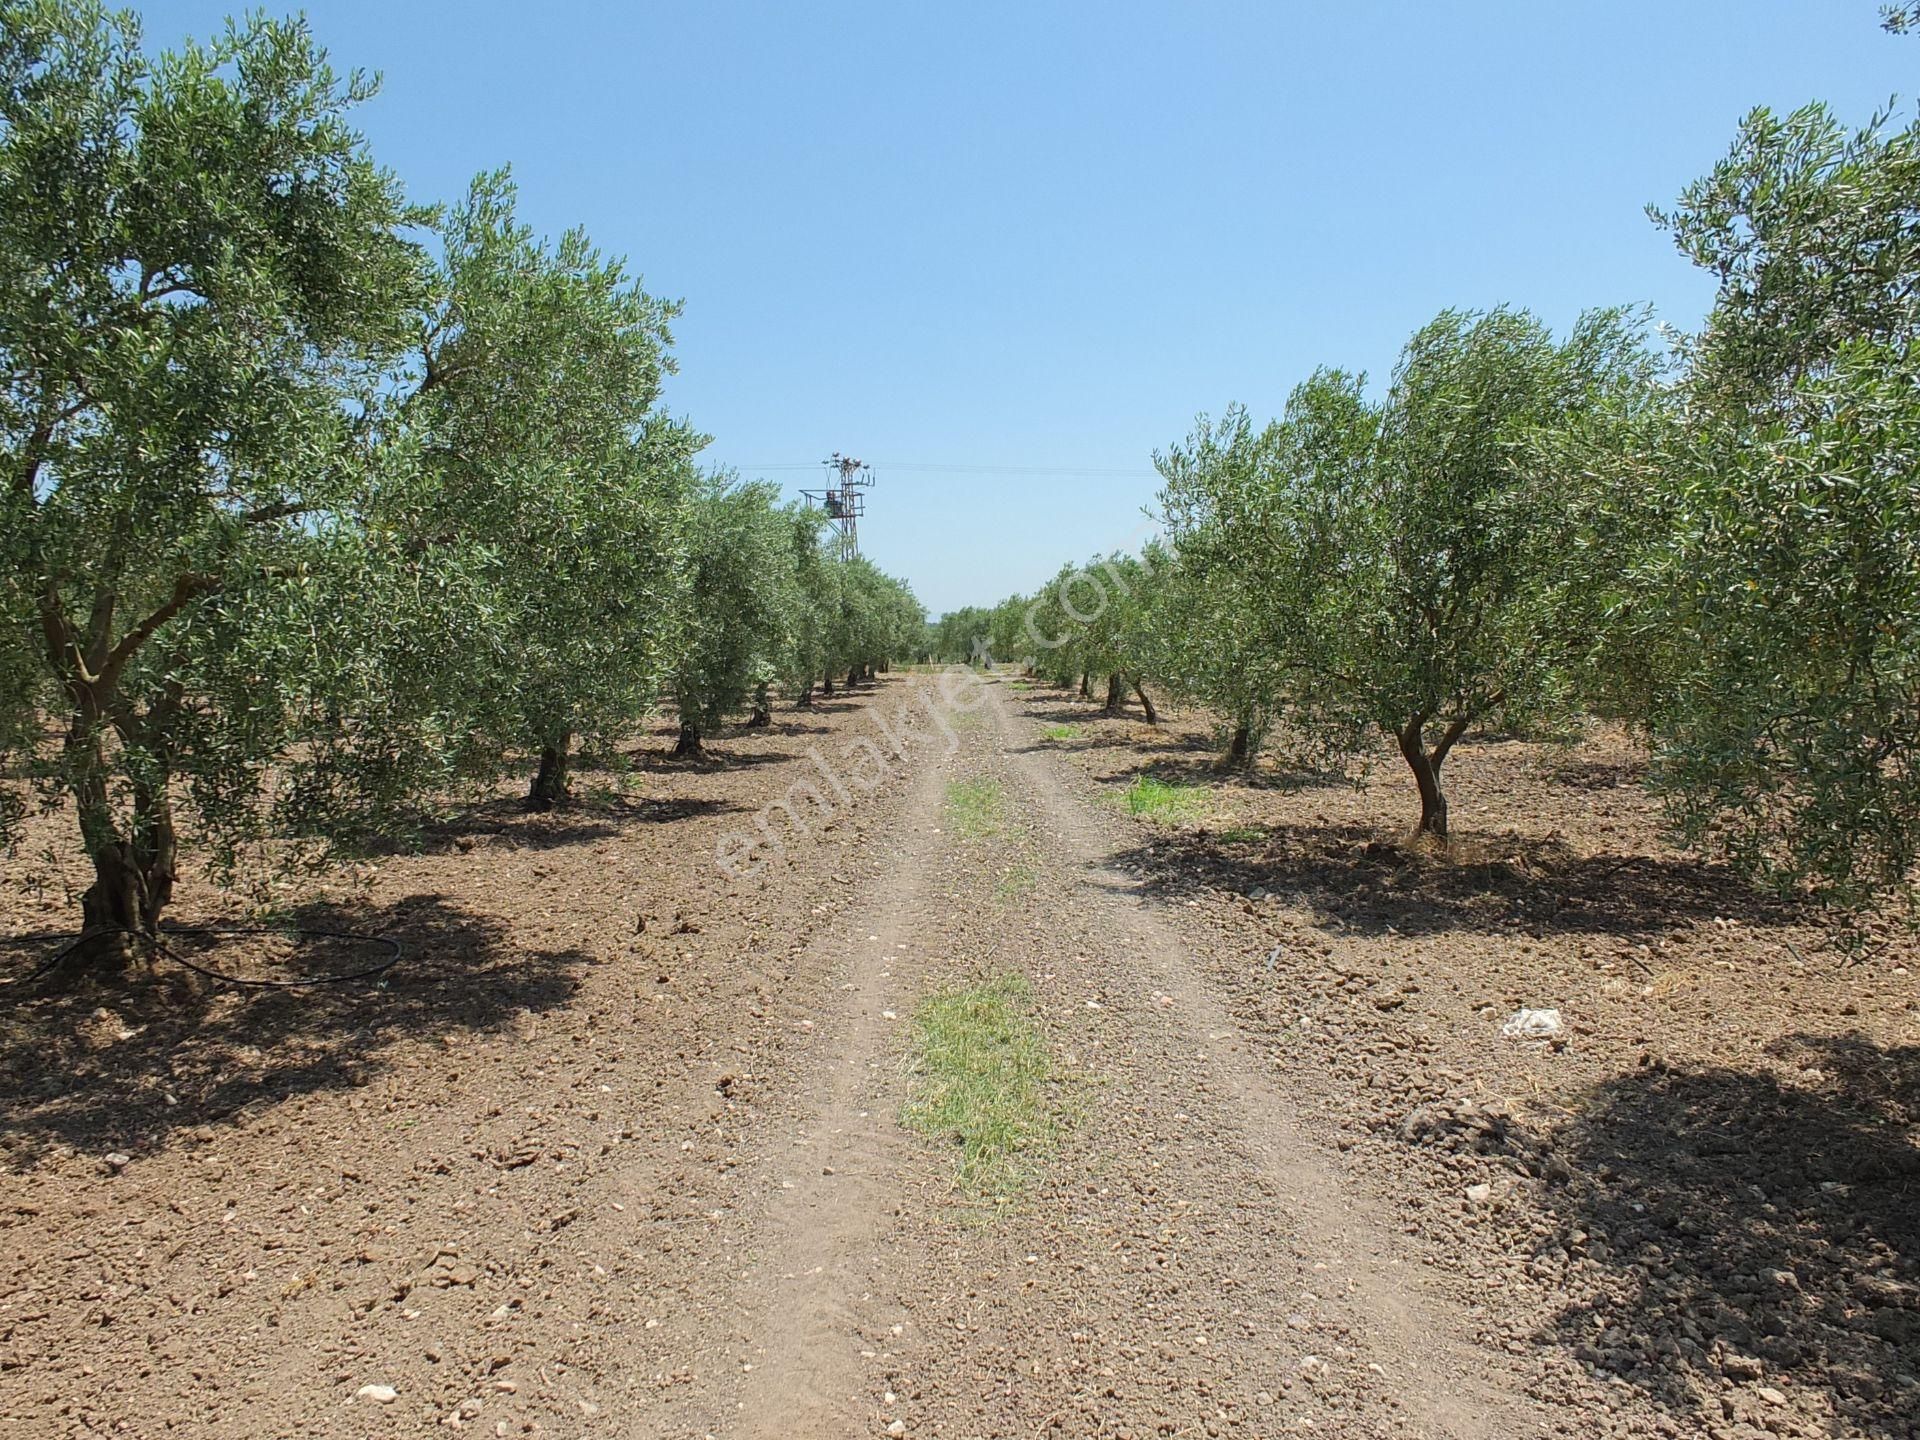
xmin=0 ymin=925 xmax=403 ymax=992
xmin=0 ymin=931 xmax=92 ymax=989
xmin=155 ymin=926 xmax=404 ymax=988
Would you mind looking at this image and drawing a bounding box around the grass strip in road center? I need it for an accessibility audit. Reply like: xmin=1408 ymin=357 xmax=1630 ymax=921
xmin=944 ymin=777 xmax=1007 ymax=839
xmin=902 ymin=973 xmax=1053 ymax=1202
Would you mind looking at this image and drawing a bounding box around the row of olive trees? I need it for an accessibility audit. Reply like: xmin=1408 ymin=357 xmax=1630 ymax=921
xmin=930 ymin=561 xmax=1163 ymax=721
xmin=0 ymin=3 xmax=922 ymax=963
xmin=671 ymin=493 xmax=922 ymax=762
xmin=975 ymin=95 xmax=1920 ymax=910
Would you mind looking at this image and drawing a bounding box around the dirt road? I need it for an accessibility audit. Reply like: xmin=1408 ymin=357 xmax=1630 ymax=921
xmin=648 ymin=677 xmax=1535 ymax=1439
xmin=5 ymin=674 xmax=1913 ymax=1439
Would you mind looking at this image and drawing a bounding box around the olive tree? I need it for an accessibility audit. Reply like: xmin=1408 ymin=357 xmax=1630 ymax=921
xmin=780 ymin=508 xmax=833 ymax=710
xmin=829 ymin=558 xmax=889 ymax=688
xmin=669 ymin=476 xmax=799 ymax=757
xmin=838 ymin=558 xmax=923 ymax=682
xmin=1322 ymin=307 xmax=1661 ymax=838
xmin=1019 ymin=565 xmax=1085 ymax=691
xmin=927 ymin=605 xmax=993 ymax=666
xmin=1159 ymin=313 xmax=1654 ymax=835
xmin=397 ymin=169 xmax=697 ymax=809
xmin=1015 ymin=552 xmax=1160 ymax=716
xmin=1085 ymin=550 xmax=1160 ymax=720
xmin=985 ymin=594 xmax=1030 ymax=670
xmin=888 ymin=574 xmax=930 ymax=668
xmin=1624 ymin=102 xmax=1920 ymax=905
xmin=1153 ymin=393 xmax=1369 ymax=765
xmin=0 ymin=2 xmax=426 ymax=957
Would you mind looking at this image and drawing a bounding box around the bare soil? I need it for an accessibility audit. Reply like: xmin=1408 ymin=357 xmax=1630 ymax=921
xmin=1 ymin=676 xmax=1914 ymax=1439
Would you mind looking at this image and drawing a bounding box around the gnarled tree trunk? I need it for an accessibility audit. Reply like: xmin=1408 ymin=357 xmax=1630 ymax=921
xmin=1225 ymin=719 xmax=1252 ymax=767
xmin=1133 ymin=679 xmax=1158 ymax=725
xmin=79 ymin=796 xmax=172 ymax=967
xmin=38 ymin=576 xmax=215 ymax=974
xmin=746 ymin=682 xmax=772 ymax=727
xmin=527 ymin=733 xmax=573 ymax=811
xmin=1102 ymin=672 xmax=1127 ymax=717
xmin=795 ymin=681 xmax=815 ymax=710
xmin=674 ymin=721 xmax=704 ymax=758
xmin=1397 ymin=713 xmax=1472 ymax=840
xmin=71 ymin=694 xmax=178 ymax=967
xmin=1078 ymin=672 xmax=1091 ymax=700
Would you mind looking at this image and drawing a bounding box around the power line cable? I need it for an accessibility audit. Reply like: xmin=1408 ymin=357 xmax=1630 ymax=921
xmin=733 ymin=461 xmax=1155 ymax=477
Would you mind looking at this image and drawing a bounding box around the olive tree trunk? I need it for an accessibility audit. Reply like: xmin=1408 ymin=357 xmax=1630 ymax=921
xmin=34 ymin=576 xmax=218 ymax=972
xmin=1133 ymin=679 xmax=1159 ymax=725
xmin=77 ymin=770 xmax=176 ymax=962
xmin=69 ymin=686 xmax=180 ymax=966
xmin=527 ymin=733 xmax=573 ymax=811
xmin=1226 ymin=720 xmax=1252 ymax=767
xmin=1397 ymin=714 xmax=1472 ymax=839
xmin=746 ymin=683 xmax=772 ymax=727
xmin=1102 ymin=672 xmax=1127 ymax=717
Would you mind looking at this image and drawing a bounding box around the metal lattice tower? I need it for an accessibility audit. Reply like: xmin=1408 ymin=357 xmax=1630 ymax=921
xmin=802 ymin=453 xmax=874 ymax=562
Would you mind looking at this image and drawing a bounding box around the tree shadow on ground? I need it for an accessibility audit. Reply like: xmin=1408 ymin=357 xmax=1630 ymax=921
xmin=638 ymin=745 xmax=792 ymax=771
xmin=793 ymin=691 xmax=885 ymax=714
xmin=393 ymin=801 xmax=621 ymax=854
xmin=1111 ymin=819 xmax=1793 ymax=938
xmin=0 ymin=893 xmax=591 ymax=1168
xmin=1022 ymin=703 xmax=1128 ymax=727
xmin=1538 ymin=754 xmax=1646 ymax=792
xmin=1542 ymin=1036 xmax=1919 ymax=1437
xmin=1125 ymin=754 xmax=1358 ymax=793
xmin=598 ymin=795 xmax=742 ymax=822
xmin=360 ymin=792 xmax=742 ymax=857
xmin=1010 ymin=735 xmax=1143 ymax=756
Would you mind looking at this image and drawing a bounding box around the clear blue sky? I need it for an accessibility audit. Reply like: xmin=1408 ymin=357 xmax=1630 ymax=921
xmin=137 ymin=2 xmax=1916 ymax=614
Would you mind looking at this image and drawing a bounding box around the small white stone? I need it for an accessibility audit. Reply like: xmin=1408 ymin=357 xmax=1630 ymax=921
xmin=356 ymin=1384 xmax=399 ymax=1404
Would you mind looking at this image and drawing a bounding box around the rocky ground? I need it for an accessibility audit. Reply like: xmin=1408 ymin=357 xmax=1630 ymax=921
xmin=1 ymin=674 xmax=1914 ymax=1439
xmin=1018 ymin=681 xmax=1919 ymax=1440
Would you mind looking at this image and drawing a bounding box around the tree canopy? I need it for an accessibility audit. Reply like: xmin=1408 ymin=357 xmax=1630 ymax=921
xmin=973 ymin=90 xmax=1920 ymax=912
xmin=0 ymin=1 xmax=924 ymax=963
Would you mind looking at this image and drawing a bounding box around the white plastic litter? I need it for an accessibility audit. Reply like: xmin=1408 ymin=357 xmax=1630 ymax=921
xmin=1500 ymin=1007 xmax=1564 ymax=1040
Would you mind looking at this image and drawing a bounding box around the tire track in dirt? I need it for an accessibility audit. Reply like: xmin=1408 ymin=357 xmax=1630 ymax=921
xmin=724 ymin=722 xmax=961 ymax=1438
xmin=974 ymin=679 xmax=1534 ymax=1439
